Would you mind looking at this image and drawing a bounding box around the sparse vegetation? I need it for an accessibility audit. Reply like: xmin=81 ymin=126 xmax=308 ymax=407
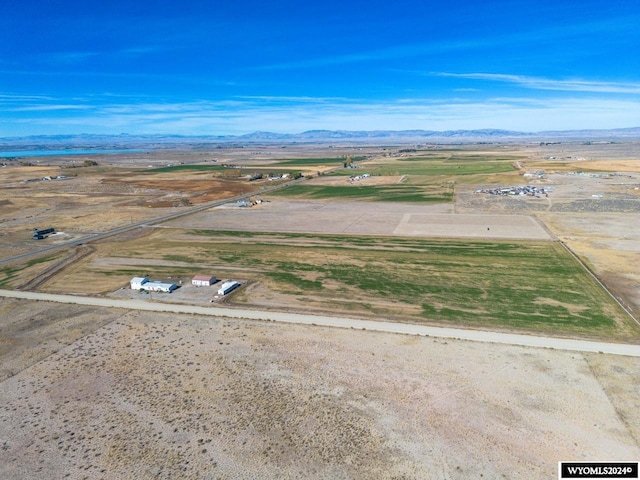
xmin=2 ymin=142 xmax=640 ymax=480
xmin=272 ymin=184 xmax=453 ymax=202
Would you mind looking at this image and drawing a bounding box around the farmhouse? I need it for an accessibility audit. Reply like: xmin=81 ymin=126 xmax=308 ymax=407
xmin=130 ymin=277 xmax=177 ymax=293
xmin=192 ymin=275 xmax=217 ymax=286
xmin=130 ymin=277 xmax=149 ymax=290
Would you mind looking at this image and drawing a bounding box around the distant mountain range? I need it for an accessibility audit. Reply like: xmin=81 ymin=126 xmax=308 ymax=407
xmin=236 ymin=127 xmax=640 ymax=141
xmin=1 ymin=127 xmax=639 ymax=148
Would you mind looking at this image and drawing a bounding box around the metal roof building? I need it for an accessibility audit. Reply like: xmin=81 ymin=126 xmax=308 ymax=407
xmin=192 ymin=275 xmax=217 ymax=287
xmin=142 ymin=281 xmax=177 ymax=293
xmin=218 ymin=281 xmax=240 ymax=296
xmin=130 ymin=277 xmax=149 ymax=290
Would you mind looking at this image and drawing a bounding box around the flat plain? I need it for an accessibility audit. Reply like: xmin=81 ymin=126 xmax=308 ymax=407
xmin=1 ymin=299 xmax=639 ymax=479
xmin=1 ymin=140 xmax=640 ymax=478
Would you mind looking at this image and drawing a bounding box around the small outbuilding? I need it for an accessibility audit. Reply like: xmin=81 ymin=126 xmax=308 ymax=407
xmin=192 ymin=275 xmax=217 ymax=287
xmin=218 ymin=281 xmax=240 ymax=296
xmin=130 ymin=277 xmax=149 ymax=290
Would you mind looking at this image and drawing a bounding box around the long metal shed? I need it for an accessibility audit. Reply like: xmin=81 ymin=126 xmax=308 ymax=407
xmin=143 ymin=281 xmax=177 ymax=293
xmin=217 ymin=281 xmax=240 ymax=295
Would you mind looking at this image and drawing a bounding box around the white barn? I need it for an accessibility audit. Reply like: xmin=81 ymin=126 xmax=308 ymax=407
xmin=192 ymin=275 xmax=216 ymax=287
xmin=130 ymin=277 xmax=149 ymax=290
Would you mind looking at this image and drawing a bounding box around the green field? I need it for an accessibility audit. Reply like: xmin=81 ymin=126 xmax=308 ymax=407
xmin=270 ymin=184 xmax=453 ymax=202
xmin=275 ymin=157 xmax=365 ymax=166
xmin=97 ymin=231 xmax=637 ymax=340
xmin=354 ymin=155 xmax=517 ymax=176
xmin=145 ymin=154 xmax=515 ymax=178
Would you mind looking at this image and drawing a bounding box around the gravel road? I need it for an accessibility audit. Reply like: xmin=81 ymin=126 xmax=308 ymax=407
xmin=2 ymin=289 xmax=639 ymax=357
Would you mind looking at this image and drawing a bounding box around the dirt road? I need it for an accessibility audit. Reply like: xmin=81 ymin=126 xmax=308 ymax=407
xmin=2 ymin=289 xmax=639 ymax=357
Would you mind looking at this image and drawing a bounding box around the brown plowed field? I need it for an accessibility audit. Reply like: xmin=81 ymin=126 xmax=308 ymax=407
xmin=101 ymin=173 xmax=254 ymax=207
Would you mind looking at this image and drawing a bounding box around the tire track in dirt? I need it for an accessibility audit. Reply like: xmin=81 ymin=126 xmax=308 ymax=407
xmin=17 ymin=245 xmax=95 ymax=291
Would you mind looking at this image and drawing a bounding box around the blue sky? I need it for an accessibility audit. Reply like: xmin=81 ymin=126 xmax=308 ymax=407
xmin=1 ymin=0 xmax=639 ymax=136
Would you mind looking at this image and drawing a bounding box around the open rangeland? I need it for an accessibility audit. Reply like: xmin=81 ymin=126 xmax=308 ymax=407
xmin=0 ymin=299 xmax=638 ymax=480
xmin=3 ymin=141 xmax=640 ymax=341
xmin=1 ymin=142 xmax=640 ymax=479
xmin=0 ymin=166 xmax=256 ymax=260
xmin=0 ymin=144 xmax=347 ymax=258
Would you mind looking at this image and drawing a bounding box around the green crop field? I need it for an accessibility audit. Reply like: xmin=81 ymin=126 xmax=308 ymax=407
xmin=270 ymin=184 xmax=453 ymax=202
xmin=358 ymin=156 xmax=516 ymax=176
xmin=93 ymin=230 xmax=638 ymax=340
xmin=275 ymin=157 xmax=365 ymax=166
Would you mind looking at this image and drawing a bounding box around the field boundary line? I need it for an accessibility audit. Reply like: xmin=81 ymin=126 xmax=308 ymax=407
xmin=558 ymin=241 xmax=640 ymax=329
xmin=1 ymin=289 xmax=640 ymax=357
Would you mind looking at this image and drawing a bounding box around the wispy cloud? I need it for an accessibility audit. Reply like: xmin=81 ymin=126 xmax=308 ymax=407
xmin=119 ymin=46 xmax=160 ymax=56
xmin=10 ymin=104 xmax=92 ymax=112
xmin=254 ymin=39 xmax=493 ymax=70
xmin=2 ymin=94 xmax=639 ymax=136
xmin=254 ymin=13 xmax=640 ymax=72
xmin=435 ymin=73 xmax=640 ymax=94
xmin=0 ymin=93 xmax=53 ymax=102
xmin=42 ymin=51 xmax=100 ymax=64
xmin=236 ymin=95 xmax=353 ymax=104
xmin=35 ymin=44 xmax=164 ymax=67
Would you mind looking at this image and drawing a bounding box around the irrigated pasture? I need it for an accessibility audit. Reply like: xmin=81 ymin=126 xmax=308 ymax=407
xmin=39 ymin=229 xmax=639 ymax=340
xmin=270 ymin=183 xmax=453 ymax=202
xmin=353 ymin=154 xmax=517 ymax=176
xmin=263 ymin=148 xmax=527 ymax=204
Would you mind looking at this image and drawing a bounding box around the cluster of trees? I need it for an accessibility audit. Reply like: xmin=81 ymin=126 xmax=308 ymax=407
xmin=173 ymin=198 xmax=192 ymax=207
xmin=60 ymin=159 xmax=99 ymax=168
